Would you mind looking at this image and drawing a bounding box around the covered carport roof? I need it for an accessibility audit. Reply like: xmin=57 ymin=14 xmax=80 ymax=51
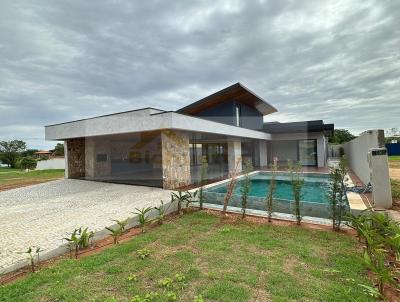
xmin=177 ymin=82 xmax=278 ymax=116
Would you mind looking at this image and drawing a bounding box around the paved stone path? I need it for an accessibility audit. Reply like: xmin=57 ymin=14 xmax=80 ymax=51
xmin=0 ymin=179 xmax=171 ymax=270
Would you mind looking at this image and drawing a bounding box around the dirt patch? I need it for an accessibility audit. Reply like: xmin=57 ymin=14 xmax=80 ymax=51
xmin=390 ymin=168 xmax=400 ymax=180
xmin=0 ymin=179 xmax=62 ymax=191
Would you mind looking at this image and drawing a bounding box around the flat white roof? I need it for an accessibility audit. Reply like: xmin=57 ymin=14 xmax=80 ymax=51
xmin=45 ymin=109 xmax=271 ymax=141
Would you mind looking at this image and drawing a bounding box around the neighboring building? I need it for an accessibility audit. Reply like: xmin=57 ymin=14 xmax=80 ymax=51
xmin=35 ymin=150 xmax=53 ymax=159
xmin=45 ymin=83 xmax=334 ymax=189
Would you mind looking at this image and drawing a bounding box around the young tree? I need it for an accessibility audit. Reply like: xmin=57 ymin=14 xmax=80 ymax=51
xmin=198 ymin=156 xmax=208 ymax=210
xmin=222 ymin=159 xmax=241 ymax=216
xmin=289 ymin=160 xmax=304 ymax=225
xmin=0 ymin=140 xmax=27 ymax=168
xmin=266 ymin=158 xmax=278 ymax=222
xmin=240 ymin=159 xmax=253 ymax=219
xmin=327 ymin=156 xmax=348 ymax=231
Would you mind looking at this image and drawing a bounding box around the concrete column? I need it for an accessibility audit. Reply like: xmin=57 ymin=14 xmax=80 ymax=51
xmin=228 ymin=140 xmax=242 ymax=173
xmin=64 ymin=141 xmax=69 ymax=178
xmin=66 ymin=138 xmax=85 ymax=178
xmin=85 ymin=138 xmax=95 ymax=178
xmin=316 ymin=136 xmax=326 ymax=168
xmin=258 ymin=140 xmax=268 ymax=167
xmin=369 ymin=148 xmax=392 ymax=208
xmin=161 ymin=130 xmax=191 ymax=189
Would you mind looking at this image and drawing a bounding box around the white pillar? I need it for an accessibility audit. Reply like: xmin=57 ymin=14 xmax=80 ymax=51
xmin=228 ymin=140 xmax=242 ymax=173
xmin=369 ymin=148 xmax=392 ymax=208
xmin=63 ymin=141 xmax=69 ymax=178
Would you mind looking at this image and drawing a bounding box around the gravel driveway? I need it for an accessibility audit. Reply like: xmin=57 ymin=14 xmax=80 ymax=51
xmin=0 ymin=179 xmax=171 ymax=270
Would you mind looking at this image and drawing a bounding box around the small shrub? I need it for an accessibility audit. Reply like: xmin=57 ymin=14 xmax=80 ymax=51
xmin=133 ymin=207 xmax=152 ymax=233
xmin=106 ymin=218 xmax=128 ymax=245
xmin=158 ymin=277 xmax=174 ymax=288
xmin=171 ymin=191 xmax=191 ymax=215
xmin=19 ymin=157 xmax=37 ymax=170
xmin=154 ymin=200 xmax=167 ymax=225
xmin=22 ymin=246 xmax=42 ymax=272
xmin=127 ymin=274 xmax=138 ymax=282
xmin=137 ymin=248 xmax=151 ymax=259
xmin=63 ymin=227 xmax=94 ymax=259
xmin=165 ymin=291 xmax=177 ymax=301
xmin=193 ymin=295 xmax=204 ymax=302
xmin=174 ymin=273 xmax=185 ymax=282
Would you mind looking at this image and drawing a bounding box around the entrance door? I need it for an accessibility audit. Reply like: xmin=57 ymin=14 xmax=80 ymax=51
xmin=298 ymin=139 xmax=317 ymax=166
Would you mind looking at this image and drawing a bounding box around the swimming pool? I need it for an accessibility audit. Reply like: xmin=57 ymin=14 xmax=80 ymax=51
xmin=202 ymin=171 xmax=349 ymax=219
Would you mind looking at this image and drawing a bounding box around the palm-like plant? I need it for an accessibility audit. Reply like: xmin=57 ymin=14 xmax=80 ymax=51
xmin=154 ymin=200 xmax=167 ymax=225
xmin=106 ymin=219 xmax=128 ymax=245
xmin=171 ymin=191 xmax=191 ymax=215
xmin=63 ymin=227 xmax=94 ymax=258
xmin=134 ymin=207 xmax=153 ymax=233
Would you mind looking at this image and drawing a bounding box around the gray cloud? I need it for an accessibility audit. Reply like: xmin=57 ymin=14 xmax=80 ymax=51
xmin=0 ymin=0 xmax=399 ymax=149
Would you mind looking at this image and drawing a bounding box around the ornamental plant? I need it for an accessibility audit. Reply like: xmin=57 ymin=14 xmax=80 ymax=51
xmin=266 ymin=159 xmax=278 ymax=222
xmin=198 ymin=156 xmax=208 ymax=209
xmin=288 ymin=160 xmax=304 ymax=225
xmin=133 ymin=207 xmax=153 ymax=233
xmin=240 ymin=159 xmax=253 ymax=219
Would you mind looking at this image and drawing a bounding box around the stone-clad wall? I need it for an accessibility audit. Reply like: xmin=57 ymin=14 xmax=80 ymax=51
xmin=161 ymin=130 xmax=191 ymax=189
xmin=66 ymin=138 xmax=85 ymax=178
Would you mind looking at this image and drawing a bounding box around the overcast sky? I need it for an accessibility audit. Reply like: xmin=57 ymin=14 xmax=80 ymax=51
xmin=1 ymin=0 xmax=399 ymax=149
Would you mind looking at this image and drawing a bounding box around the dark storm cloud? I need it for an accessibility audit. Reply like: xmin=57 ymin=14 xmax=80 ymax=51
xmin=0 ymin=0 xmax=399 ymax=148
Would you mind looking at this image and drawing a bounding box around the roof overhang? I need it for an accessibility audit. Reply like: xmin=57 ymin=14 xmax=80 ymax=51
xmin=263 ymin=120 xmax=334 ymax=136
xmin=177 ymin=82 xmax=277 ymax=116
xmin=45 ymin=109 xmax=271 ymax=141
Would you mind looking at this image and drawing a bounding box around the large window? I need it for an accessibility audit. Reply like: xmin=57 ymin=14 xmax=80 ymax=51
xmin=298 ymin=139 xmax=317 ymax=166
xmin=235 ymin=104 xmax=241 ymax=127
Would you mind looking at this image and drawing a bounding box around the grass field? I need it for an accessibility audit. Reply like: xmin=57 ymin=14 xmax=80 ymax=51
xmin=0 ymin=212 xmax=374 ymax=302
xmin=0 ymin=167 xmax=64 ymax=191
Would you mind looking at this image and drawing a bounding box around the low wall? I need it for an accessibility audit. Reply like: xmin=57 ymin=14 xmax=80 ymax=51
xmin=36 ymin=158 xmax=65 ymax=170
xmin=342 ymin=130 xmax=384 ymax=185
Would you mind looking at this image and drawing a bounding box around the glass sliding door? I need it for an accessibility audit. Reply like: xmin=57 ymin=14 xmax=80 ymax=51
xmin=298 ymin=139 xmax=317 ymax=166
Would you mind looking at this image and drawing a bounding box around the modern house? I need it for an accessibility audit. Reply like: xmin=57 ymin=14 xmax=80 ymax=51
xmin=45 ymin=83 xmax=334 ymax=189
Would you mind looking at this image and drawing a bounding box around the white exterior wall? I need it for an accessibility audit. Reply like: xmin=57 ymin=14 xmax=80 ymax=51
xmin=270 ymin=132 xmax=326 ymax=167
xmin=342 ymin=130 xmax=383 ymax=185
xmin=36 ymin=158 xmax=66 ymax=170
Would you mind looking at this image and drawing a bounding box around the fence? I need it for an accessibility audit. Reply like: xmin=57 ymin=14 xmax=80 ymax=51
xmin=386 ymin=143 xmax=400 ymax=156
xmin=36 ymin=158 xmax=65 ymax=170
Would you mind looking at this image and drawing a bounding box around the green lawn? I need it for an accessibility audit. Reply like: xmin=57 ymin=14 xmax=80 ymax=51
xmin=389 ymin=156 xmax=400 ymax=162
xmin=0 ymin=212 xmax=374 ymax=302
xmin=0 ymin=168 xmax=64 ymax=190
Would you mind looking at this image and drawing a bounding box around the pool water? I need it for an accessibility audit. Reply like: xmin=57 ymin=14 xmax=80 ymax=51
xmin=207 ymin=173 xmax=330 ymax=204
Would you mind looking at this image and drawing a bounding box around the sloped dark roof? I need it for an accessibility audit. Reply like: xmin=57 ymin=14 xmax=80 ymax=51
xmin=177 ymin=83 xmax=277 ymax=116
xmin=263 ymin=120 xmax=334 ymax=136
